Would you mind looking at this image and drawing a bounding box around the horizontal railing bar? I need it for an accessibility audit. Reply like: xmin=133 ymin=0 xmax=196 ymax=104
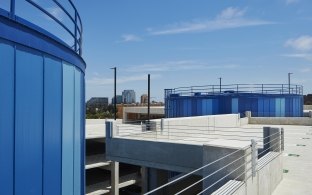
xmin=175 ymin=151 xmax=252 ymax=195
xmin=52 ymin=0 xmax=81 ymax=35
xmin=144 ymin=148 xmax=244 ymax=195
xmin=26 ymin=0 xmax=76 ymax=39
xmin=197 ymin=160 xmax=252 ymax=195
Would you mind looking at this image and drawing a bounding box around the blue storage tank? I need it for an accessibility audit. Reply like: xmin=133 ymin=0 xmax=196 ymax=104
xmin=0 ymin=1 xmax=85 ymax=195
xmin=165 ymin=84 xmax=304 ymax=118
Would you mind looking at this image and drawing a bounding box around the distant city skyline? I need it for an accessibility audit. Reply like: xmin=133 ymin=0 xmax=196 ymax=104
xmin=73 ymin=1 xmax=312 ymax=101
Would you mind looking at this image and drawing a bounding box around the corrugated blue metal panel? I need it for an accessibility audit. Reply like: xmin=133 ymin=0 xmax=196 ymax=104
xmin=251 ymin=98 xmax=258 ymax=116
xmin=285 ymin=98 xmax=291 ymax=117
xmin=269 ymin=98 xmax=275 ymax=117
xmin=258 ymin=98 xmax=264 ymax=117
xmin=202 ymin=99 xmax=212 ymax=115
xmin=43 ymin=56 xmax=62 ymax=195
xmin=15 ymin=47 xmax=43 ymax=195
xmin=232 ymin=98 xmax=238 ymax=113
xmin=62 ymin=63 xmax=75 ymax=195
xmin=263 ymin=97 xmax=270 ymax=116
xmin=293 ymin=98 xmax=299 ymax=117
xmin=281 ymin=98 xmax=285 ymax=117
xmin=187 ymin=99 xmax=192 ymax=116
xmin=165 ymin=93 xmax=303 ymax=118
xmin=196 ymin=99 xmax=202 ymax=116
xmin=213 ymin=99 xmax=219 ymax=115
xmin=0 ymin=40 xmax=14 ymax=195
xmin=275 ymin=98 xmax=281 ymax=117
xmin=74 ymin=68 xmax=82 ymax=195
xmin=80 ymin=75 xmax=86 ymax=194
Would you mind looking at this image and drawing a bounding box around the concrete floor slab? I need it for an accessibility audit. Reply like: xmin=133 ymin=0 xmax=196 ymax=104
xmin=271 ymin=125 xmax=312 ymax=195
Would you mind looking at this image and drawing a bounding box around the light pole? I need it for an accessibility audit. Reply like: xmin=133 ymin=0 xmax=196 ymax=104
xmin=148 ymin=74 xmax=150 ymax=123
xmin=110 ymin=67 xmax=117 ymax=120
xmin=219 ymin=77 xmax=222 ymax=93
xmin=288 ymin=73 xmax=293 ymax=94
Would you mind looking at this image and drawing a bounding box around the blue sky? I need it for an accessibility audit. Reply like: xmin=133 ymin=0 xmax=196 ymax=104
xmin=4 ymin=0 xmax=312 ymax=102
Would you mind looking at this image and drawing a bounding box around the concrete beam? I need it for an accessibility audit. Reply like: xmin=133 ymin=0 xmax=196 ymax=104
xmin=111 ymin=161 xmax=119 ymax=195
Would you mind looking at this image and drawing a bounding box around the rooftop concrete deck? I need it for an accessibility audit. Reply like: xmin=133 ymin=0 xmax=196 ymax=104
xmin=272 ymin=125 xmax=312 ymax=195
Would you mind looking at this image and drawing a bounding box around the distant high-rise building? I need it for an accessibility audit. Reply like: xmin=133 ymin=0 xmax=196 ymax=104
xmin=141 ymin=94 xmax=148 ymax=104
xmin=111 ymin=95 xmax=123 ymax=104
xmin=122 ymin=90 xmax=136 ymax=104
xmin=86 ymin=97 xmax=109 ymax=110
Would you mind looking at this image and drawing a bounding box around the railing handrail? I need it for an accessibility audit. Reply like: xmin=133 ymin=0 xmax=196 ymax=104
xmin=166 ymin=83 xmax=303 ymax=96
xmin=2 ymin=0 xmax=83 ymax=56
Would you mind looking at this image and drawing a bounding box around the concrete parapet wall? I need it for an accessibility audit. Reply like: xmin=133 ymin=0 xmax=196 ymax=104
xmin=240 ymin=117 xmax=249 ymax=126
xmin=163 ymin=114 xmax=241 ymax=128
xmin=249 ymin=117 xmax=312 ymax=126
xmin=304 ymin=105 xmax=312 ymax=110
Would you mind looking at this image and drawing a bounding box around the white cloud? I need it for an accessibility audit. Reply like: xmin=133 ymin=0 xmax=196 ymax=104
xmin=120 ymin=34 xmax=142 ymax=42
xmin=148 ymin=7 xmax=272 ymax=35
xmin=46 ymin=7 xmax=64 ymax=21
xmin=285 ymin=35 xmax=312 ymax=51
xmin=299 ymin=68 xmax=311 ymax=73
xmin=282 ymin=53 xmax=312 ymax=61
xmin=125 ymin=60 xmax=240 ymax=72
xmin=217 ymin=7 xmax=247 ymax=19
xmin=87 ymin=74 xmax=159 ymax=86
xmin=286 ymin=0 xmax=299 ymax=5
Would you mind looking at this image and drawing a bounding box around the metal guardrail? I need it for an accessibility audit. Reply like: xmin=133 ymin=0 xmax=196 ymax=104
xmin=106 ymin=120 xmax=284 ymax=194
xmin=165 ymin=84 xmax=303 ymax=97
xmin=142 ymin=128 xmax=284 ymax=195
xmin=115 ymin=121 xmax=264 ymax=142
xmin=0 ymin=0 xmax=82 ymax=55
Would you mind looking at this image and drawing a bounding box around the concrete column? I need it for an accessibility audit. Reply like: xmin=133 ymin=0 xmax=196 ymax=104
xmin=141 ymin=167 xmax=148 ymax=194
xmin=245 ymin=111 xmax=251 ymax=118
xmin=251 ymin=139 xmax=258 ymax=177
xmin=263 ymin=126 xmax=270 ymax=154
xmin=111 ymin=161 xmax=119 ymax=195
xmin=263 ymin=127 xmax=281 ymax=156
xmin=270 ymin=128 xmax=281 ymax=152
xmin=148 ymin=168 xmax=168 ymax=194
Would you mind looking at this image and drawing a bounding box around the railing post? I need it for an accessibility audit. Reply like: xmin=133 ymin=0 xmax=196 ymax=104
xmin=106 ymin=121 xmax=113 ymax=138
xmin=10 ymin=0 xmax=15 ymax=19
xmin=236 ymin=84 xmax=238 ymax=93
xmin=263 ymin=127 xmax=281 ymax=156
xmin=282 ymin=84 xmax=284 ymax=94
xmin=262 ymin=84 xmax=263 ymax=94
xmin=161 ymin=118 xmax=164 ymax=132
xmin=251 ymin=139 xmax=258 ymax=177
xmin=281 ymin=128 xmax=284 ymax=151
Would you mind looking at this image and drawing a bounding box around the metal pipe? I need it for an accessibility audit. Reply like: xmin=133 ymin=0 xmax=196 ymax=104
xmin=219 ymin=77 xmax=222 ymax=93
xmin=10 ymin=0 xmax=15 ymax=19
xmin=111 ymin=67 xmax=117 ymax=120
xmin=148 ymin=74 xmax=150 ymax=122
xmin=288 ymin=72 xmax=293 ymax=94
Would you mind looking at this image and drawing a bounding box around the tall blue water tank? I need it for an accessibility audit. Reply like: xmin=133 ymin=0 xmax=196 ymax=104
xmin=165 ymin=88 xmax=304 ymax=118
xmin=0 ymin=1 xmax=85 ymax=195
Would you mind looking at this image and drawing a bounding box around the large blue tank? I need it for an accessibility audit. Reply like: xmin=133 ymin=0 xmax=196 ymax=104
xmin=165 ymin=84 xmax=304 ymax=118
xmin=0 ymin=1 xmax=85 ymax=195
